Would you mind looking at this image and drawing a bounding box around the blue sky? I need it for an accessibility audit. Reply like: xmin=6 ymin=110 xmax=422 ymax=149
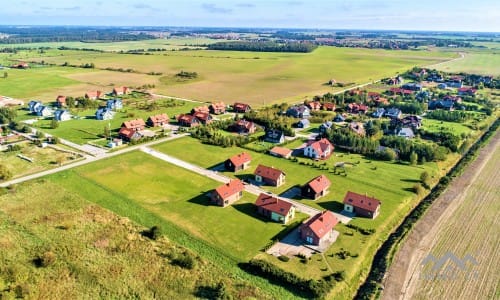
xmin=0 ymin=0 xmax=498 ymax=32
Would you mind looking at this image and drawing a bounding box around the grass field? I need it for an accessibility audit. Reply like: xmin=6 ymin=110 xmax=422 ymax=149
xmin=20 ymin=46 xmax=456 ymax=105
xmin=434 ymin=50 xmax=500 ymax=75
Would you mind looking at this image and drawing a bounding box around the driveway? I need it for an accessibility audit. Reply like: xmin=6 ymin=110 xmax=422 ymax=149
xmin=267 ymin=228 xmax=316 ymax=258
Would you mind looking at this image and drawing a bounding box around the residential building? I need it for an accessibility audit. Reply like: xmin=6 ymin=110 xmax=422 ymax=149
xmin=209 ymin=102 xmax=226 ymax=114
xmin=254 ymin=165 xmax=286 ymax=187
xmin=106 ymin=99 xmax=123 ymax=110
xmin=122 ymin=119 xmax=146 ymax=131
xmin=343 ymin=191 xmax=381 ymax=219
xmin=192 ymin=112 xmax=213 ymax=125
xmin=55 ymin=95 xmax=66 ymax=107
xmin=301 ymin=175 xmax=331 ymax=200
xmin=299 ymin=211 xmax=339 ymax=245
xmin=303 ymin=138 xmax=334 ymax=160
xmin=118 ymin=127 xmax=142 ymax=142
xmin=264 ymin=129 xmax=285 ymax=144
xmin=296 ymin=119 xmax=310 ymax=128
xmin=385 ymin=108 xmax=402 ymax=119
xmin=112 ymin=86 xmax=130 ymax=96
xmin=225 ymin=152 xmax=251 ymax=172
xmin=269 ymin=146 xmax=293 ymax=159
xmin=346 ymin=103 xmax=368 ymax=114
xmin=232 ymin=119 xmax=256 ymax=134
xmin=322 ymin=102 xmax=336 ymax=111
xmin=233 ymin=102 xmax=251 ymax=113
xmin=372 ymin=108 xmax=385 ymax=118
xmin=28 ymin=100 xmax=42 ymax=113
xmin=397 ymin=127 xmax=415 ymax=139
xmin=402 ymin=83 xmax=422 ymax=91
xmin=319 ymin=121 xmax=333 ymax=134
xmin=177 ymin=114 xmax=200 ymax=127
xmin=147 ymin=113 xmax=169 ymax=127
xmin=211 ymin=179 xmax=244 ymax=207
xmin=307 ymin=101 xmax=322 ymax=111
xmin=95 ymin=108 xmax=114 ymax=120
xmin=54 ymin=109 xmax=71 ymax=121
xmin=191 ymin=105 xmax=210 ymax=114
xmin=85 ymin=91 xmax=103 ymax=100
xmin=37 ymin=106 xmax=53 ymax=117
xmin=255 ymin=193 xmax=295 ymax=224
xmin=348 ymin=122 xmax=365 ymax=136
xmin=286 ymin=105 xmax=310 ymax=118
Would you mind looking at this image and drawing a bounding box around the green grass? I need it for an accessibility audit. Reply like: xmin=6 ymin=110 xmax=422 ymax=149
xmin=434 ymin=50 xmax=500 ymax=75
xmin=421 ymin=118 xmax=475 ymax=136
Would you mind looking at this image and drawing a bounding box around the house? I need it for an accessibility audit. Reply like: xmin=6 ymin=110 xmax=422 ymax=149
xmin=301 ymin=175 xmax=331 ymax=200
xmin=299 ymin=210 xmax=339 ymax=245
xmin=85 ymin=91 xmax=103 ymax=100
xmin=122 ymin=119 xmax=146 ymax=131
xmin=437 ymin=83 xmax=447 ymax=89
xmin=304 ymin=138 xmax=334 ymax=160
xmin=368 ymin=92 xmax=380 ymax=101
xmin=400 ymin=115 xmax=422 ymax=129
xmin=209 ymin=102 xmax=226 ymax=115
xmin=177 ymin=114 xmax=200 ymax=127
xmin=254 ymin=165 xmax=286 ymax=187
xmin=348 ymin=122 xmax=365 ymax=136
xmin=296 ymin=119 xmax=310 ymax=128
xmin=232 ymin=119 xmax=256 ymax=134
xmin=286 ymin=105 xmax=310 ymax=118
xmin=428 ymin=100 xmax=454 ymax=111
xmin=308 ymin=101 xmax=322 ymax=111
xmin=397 ymin=127 xmax=415 ymax=139
xmin=386 ymin=76 xmax=403 ymax=85
xmin=457 ymin=87 xmax=477 ymax=96
xmin=332 ymin=114 xmax=345 ymax=123
xmin=225 ymin=152 xmax=251 ymax=172
xmin=54 ymin=109 xmax=71 ymax=121
xmin=255 ymin=193 xmax=295 ymax=224
xmin=210 ymin=179 xmax=244 ymax=207
xmin=264 ymin=129 xmax=285 ymax=144
xmin=192 ymin=112 xmax=213 ymax=125
xmin=11 ymin=62 xmax=29 ymax=69
xmin=106 ymin=99 xmax=123 ymax=110
xmin=118 ymin=127 xmax=142 ymax=142
xmin=95 ymin=108 xmax=114 ymax=120
xmin=372 ymin=97 xmax=389 ymax=106
xmin=372 ymin=108 xmax=385 ymax=118
xmin=28 ymin=100 xmax=42 ymax=113
xmin=442 ymin=95 xmax=462 ymax=103
xmin=233 ymin=102 xmax=251 ymax=113
xmin=385 ymin=108 xmax=402 ymax=119
xmin=402 ymin=83 xmax=422 ymax=91
xmin=346 ymin=103 xmax=368 ymax=114
xmin=37 ymin=106 xmax=53 ymax=117
xmin=269 ymin=146 xmax=293 ymax=159
xmin=147 ymin=113 xmax=169 ymax=127
xmin=192 ymin=106 xmax=210 ymax=114
xmin=343 ymin=191 xmax=381 ymax=219
xmin=55 ymin=95 xmax=66 ymax=107
xmin=319 ymin=121 xmax=333 ymax=134
xmin=322 ymin=102 xmax=336 ymax=111
xmin=389 ymin=87 xmax=413 ymax=95
xmin=112 ymin=86 xmax=130 ymax=96
xmin=445 ymin=79 xmax=462 ymax=88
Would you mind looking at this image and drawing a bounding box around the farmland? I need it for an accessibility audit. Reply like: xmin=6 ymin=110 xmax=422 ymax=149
xmin=434 ymin=49 xmax=500 ymax=76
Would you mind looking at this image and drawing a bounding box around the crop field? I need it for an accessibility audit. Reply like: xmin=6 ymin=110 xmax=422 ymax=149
xmin=20 ymin=46 xmax=456 ymax=105
xmin=0 ymin=179 xmax=274 ymax=299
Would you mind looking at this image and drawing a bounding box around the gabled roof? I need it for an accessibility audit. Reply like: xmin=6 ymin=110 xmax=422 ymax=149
xmin=148 ymin=113 xmax=169 ymax=123
xmin=85 ymin=91 xmax=102 ymax=98
xmin=269 ymin=146 xmax=293 ymax=158
xmin=193 ymin=105 xmax=210 ymax=113
xmin=177 ymin=114 xmax=199 ymax=123
xmin=214 ymin=179 xmax=244 ymax=200
xmin=308 ymin=101 xmax=322 ymax=109
xmin=254 ymin=164 xmax=285 ymax=181
xmin=119 ymin=127 xmax=137 ymax=139
xmin=193 ymin=111 xmax=212 ymax=121
xmin=322 ymin=102 xmax=336 ymax=110
xmin=343 ymin=191 xmax=381 ymax=213
xmin=255 ymin=193 xmax=294 ymax=216
xmin=113 ymin=86 xmax=129 ymax=94
xmin=228 ymin=152 xmax=251 ymax=167
xmin=56 ymin=95 xmax=66 ymax=103
xmin=210 ymin=102 xmax=226 ymax=110
xmin=235 ymin=119 xmax=255 ymax=130
xmin=302 ymin=211 xmax=338 ymax=239
xmin=305 ymin=175 xmax=331 ymax=194
xmin=306 ymin=138 xmax=334 ymax=157
xmin=122 ymin=119 xmax=145 ymax=129
xmin=234 ymin=102 xmax=251 ymax=110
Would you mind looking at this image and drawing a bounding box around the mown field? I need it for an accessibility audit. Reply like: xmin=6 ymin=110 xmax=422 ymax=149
xmin=17 ymin=46 xmax=456 ymax=105
xmin=434 ymin=49 xmax=500 ymax=76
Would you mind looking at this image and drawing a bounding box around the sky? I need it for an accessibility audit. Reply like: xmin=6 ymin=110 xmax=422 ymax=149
xmin=0 ymin=0 xmax=499 ymax=32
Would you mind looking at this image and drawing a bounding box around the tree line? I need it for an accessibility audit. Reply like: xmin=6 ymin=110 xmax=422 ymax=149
xmin=207 ymin=41 xmax=317 ymax=53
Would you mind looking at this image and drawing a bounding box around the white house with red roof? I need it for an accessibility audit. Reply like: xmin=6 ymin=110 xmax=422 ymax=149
xmin=303 ymin=138 xmax=334 ymax=160
xmin=255 ymin=193 xmax=295 ymax=224
xmin=211 ymin=179 xmax=244 ymax=207
xmin=299 ymin=210 xmax=339 ymax=246
xmin=301 ymin=175 xmax=331 ymax=200
xmin=343 ymin=191 xmax=381 ymax=219
xmin=254 ymin=165 xmax=286 ymax=186
xmin=225 ymin=152 xmax=251 ymax=172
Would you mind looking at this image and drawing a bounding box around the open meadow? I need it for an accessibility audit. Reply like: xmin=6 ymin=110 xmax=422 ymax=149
xmin=433 ymin=49 xmax=500 ymax=76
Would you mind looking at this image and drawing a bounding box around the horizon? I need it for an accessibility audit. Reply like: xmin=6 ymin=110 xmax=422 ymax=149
xmin=0 ymin=0 xmax=499 ymax=32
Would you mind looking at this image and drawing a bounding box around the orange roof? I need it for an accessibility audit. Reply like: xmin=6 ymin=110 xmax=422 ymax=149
xmin=308 ymin=101 xmax=321 ymax=109
xmin=228 ymin=152 xmax=251 ymax=167
xmin=214 ymin=179 xmax=244 ymax=200
xmin=210 ymin=102 xmax=226 ymax=109
xmin=302 ymin=211 xmax=338 ymax=239
xmin=343 ymin=191 xmax=381 ymax=213
xmin=269 ymin=146 xmax=292 ymax=158
xmin=254 ymin=164 xmax=285 ymax=181
xmin=119 ymin=127 xmax=135 ymax=138
xmin=235 ymin=119 xmax=255 ymax=130
xmin=56 ymin=95 xmax=66 ymax=103
xmin=177 ymin=114 xmax=197 ymax=123
xmin=122 ymin=119 xmax=145 ymax=129
xmin=148 ymin=113 xmax=169 ymax=123
xmin=305 ymin=175 xmax=331 ymax=194
xmin=255 ymin=193 xmax=293 ymax=216
xmin=85 ymin=91 xmax=102 ymax=98
xmin=306 ymin=138 xmax=334 ymax=157
xmin=193 ymin=106 xmax=210 ymax=113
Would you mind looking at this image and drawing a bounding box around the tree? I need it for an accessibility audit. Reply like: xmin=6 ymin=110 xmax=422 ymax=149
xmin=103 ymin=126 xmax=111 ymax=139
xmin=420 ymin=171 xmax=431 ymax=188
xmin=409 ymin=152 xmax=418 ymax=166
xmin=50 ymin=119 xmax=59 ymax=129
xmin=3 ymin=72 xmax=7 ymax=79
xmin=0 ymin=164 xmax=12 ymax=180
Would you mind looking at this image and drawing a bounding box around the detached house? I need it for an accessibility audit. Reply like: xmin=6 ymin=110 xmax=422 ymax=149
xmin=37 ymin=106 xmax=53 ymax=117
xmin=457 ymin=87 xmax=477 ymax=96
xmin=112 ymin=86 xmax=130 ymax=96
xmin=302 ymin=175 xmax=331 ymax=200
xmin=193 ymin=112 xmax=213 ymax=125
xmin=286 ymin=105 xmax=310 ymax=118
xmin=122 ymin=119 xmax=146 ymax=131
xmin=85 ymin=91 xmax=103 ymax=100
xmin=269 ymin=146 xmax=293 ymax=159
xmin=211 ymin=179 xmax=244 ymax=207
xmin=346 ymin=103 xmax=368 ymax=114
xmin=307 ymin=101 xmax=321 ymax=111
xmin=372 ymin=108 xmax=385 ymax=118
xmin=343 ymin=191 xmax=381 ymax=219
xmin=209 ymin=102 xmax=226 ymax=114
xmin=192 ymin=106 xmax=210 ymax=114
xmin=233 ymin=119 xmax=256 ymax=134
xmin=299 ymin=210 xmax=339 ymax=246
xmin=348 ymin=122 xmax=365 ymax=136
xmin=233 ymin=102 xmax=251 ymax=113
xmin=119 ymin=127 xmax=142 ymax=142
xmin=54 ymin=109 xmax=71 ymax=121
xmin=322 ymin=102 xmax=336 ymax=111
xmin=304 ymin=138 xmax=334 ymax=160
xmin=397 ymin=127 xmax=415 ymax=139
xmin=28 ymin=100 xmax=42 ymax=113
xmin=264 ymin=129 xmax=285 ymax=144
xmin=106 ymin=99 xmax=123 ymax=111
xmin=319 ymin=121 xmax=333 ymax=134
xmin=225 ymin=152 xmax=251 ymax=172
xmin=255 ymin=193 xmax=295 ymax=224
xmin=385 ymin=108 xmax=402 ymax=119
xmin=177 ymin=114 xmax=200 ymax=127
xmin=95 ymin=108 xmax=114 ymax=120
xmin=147 ymin=113 xmax=169 ymax=127
xmin=254 ymin=165 xmax=286 ymax=187
xmin=55 ymin=95 xmax=66 ymax=107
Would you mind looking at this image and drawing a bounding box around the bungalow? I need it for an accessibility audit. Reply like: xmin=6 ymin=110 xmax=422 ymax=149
xmin=177 ymin=114 xmax=200 ymax=127
xmin=308 ymin=101 xmax=322 ymax=111
xmin=332 ymin=114 xmax=345 ymax=123
xmin=118 ymin=127 xmax=142 ymax=142
xmin=225 ymin=152 xmax=251 ymax=172
xmin=301 ymin=175 xmax=331 ymax=200
xmin=296 ymin=119 xmax=310 ymax=128
xmin=95 ymin=108 xmax=114 ymax=120
xmin=304 ymin=138 xmax=334 ymax=160
xmin=147 ymin=113 xmax=169 ymax=127
xmin=372 ymin=108 xmax=385 ymax=118
xmin=122 ymin=119 xmax=146 ymax=131
xmin=112 ymin=86 xmax=130 ymax=96
xmin=28 ymin=100 xmax=42 ymax=113
xmin=457 ymin=87 xmax=477 ymax=96
xmin=192 ymin=106 xmax=210 ymax=114
xmin=402 ymin=83 xmax=422 ymax=91
xmin=299 ymin=210 xmax=339 ymax=246
xmin=385 ymin=108 xmax=402 ymax=119
xmin=106 ymin=99 xmax=123 ymax=111
xmin=233 ymin=102 xmax=251 ymax=113
xmin=193 ymin=112 xmax=213 ymax=125
xmin=37 ymin=106 xmax=53 ymax=117
xmin=343 ymin=191 xmax=381 ymax=219
xmin=210 ymin=179 xmax=244 ymax=207
xmin=209 ymin=102 xmax=226 ymax=115
xmin=348 ymin=122 xmax=365 ymax=136
xmin=322 ymin=102 xmax=336 ymax=111
xmin=346 ymin=103 xmax=368 ymax=114
xmin=269 ymin=146 xmax=293 ymax=159
xmin=254 ymin=164 xmax=286 ymax=187
xmin=397 ymin=127 xmax=415 ymax=139
xmin=264 ymin=129 xmax=285 ymax=144
xmin=286 ymin=105 xmax=310 ymax=118
xmin=55 ymin=95 xmax=66 ymax=107
xmin=54 ymin=109 xmax=71 ymax=121
xmin=232 ymin=119 xmax=256 ymax=134
xmin=428 ymin=100 xmax=454 ymax=111
xmin=319 ymin=121 xmax=333 ymax=134
xmin=85 ymin=91 xmax=103 ymax=100
xmin=255 ymin=193 xmax=295 ymax=224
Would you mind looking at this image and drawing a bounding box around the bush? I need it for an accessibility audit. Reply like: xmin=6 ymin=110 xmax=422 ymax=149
xmin=278 ymin=255 xmax=290 ymax=262
xmin=412 ymin=183 xmax=425 ymax=195
xmin=33 ymin=251 xmax=56 ymax=268
xmin=171 ymin=252 xmax=197 ymax=270
xmin=141 ymin=225 xmax=160 ymax=240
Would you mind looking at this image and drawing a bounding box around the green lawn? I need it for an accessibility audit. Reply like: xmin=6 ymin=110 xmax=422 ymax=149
xmin=421 ymin=118 xmax=475 ymax=136
xmin=434 ymin=49 xmax=500 ymax=75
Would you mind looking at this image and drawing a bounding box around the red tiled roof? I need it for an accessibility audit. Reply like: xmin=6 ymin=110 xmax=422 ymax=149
xmin=214 ymin=179 xmax=244 ymax=200
xmin=118 ymin=127 xmax=135 ymax=139
xmin=210 ymin=102 xmax=226 ymax=110
xmin=269 ymin=146 xmax=293 ymax=158
xmin=56 ymin=95 xmax=66 ymax=103
xmin=305 ymin=175 xmax=331 ymax=194
xmin=122 ymin=119 xmax=145 ymax=129
xmin=235 ymin=119 xmax=255 ymax=130
xmin=85 ymin=91 xmax=102 ymax=99
xmin=308 ymin=101 xmax=322 ymax=109
xmin=322 ymin=102 xmax=336 ymax=110
xmin=193 ymin=111 xmax=211 ymax=121
xmin=228 ymin=152 xmax=251 ymax=167
xmin=254 ymin=164 xmax=285 ymax=181
xmin=302 ymin=211 xmax=338 ymax=239
xmin=343 ymin=191 xmax=381 ymax=213
xmin=255 ymin=193 xmax=293 ymax=216
xmin=193 ymin=106 xmax=210 ymax=113
xmin=234 ymin=102 xmax=250 ymax=110
xmin=177 ymin=114 xmax=197 ymax=123
xmin=113 ymin=86 xmax=129 ymax=94
xmin=306 ymin=138 xmax=334 ymax=157
xmin=148 ymin=113 xmax=168 ymax=123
